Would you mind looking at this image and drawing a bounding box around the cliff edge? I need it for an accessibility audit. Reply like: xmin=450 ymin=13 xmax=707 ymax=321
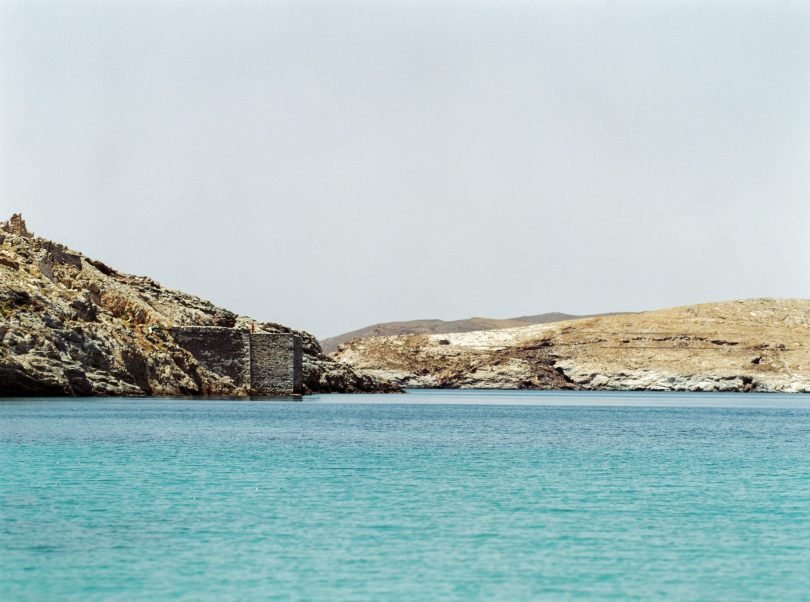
xmin=0 ymin=214 xmax=398 ymax=396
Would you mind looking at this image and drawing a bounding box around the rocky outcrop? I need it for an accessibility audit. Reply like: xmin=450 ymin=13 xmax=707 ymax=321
xmin=0 ymin=214 xmax=398 ymax=396
xmin=333 ymin=299 xmax=810 ymax=393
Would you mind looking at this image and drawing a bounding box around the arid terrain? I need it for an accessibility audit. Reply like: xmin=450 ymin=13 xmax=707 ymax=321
xmin=0 ymin=215 xmax=396 ymax=396
xmin=321 ymin=312 xmax=621 ymax=353
xmin=4 ymin=211 xmax=807 ymax=396
xmin=333 ymin=299 xmax=810 ymax=393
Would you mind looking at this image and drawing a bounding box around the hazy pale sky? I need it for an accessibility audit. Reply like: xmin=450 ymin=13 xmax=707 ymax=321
xmin=1 ymin=0 xmax=809 ymax=338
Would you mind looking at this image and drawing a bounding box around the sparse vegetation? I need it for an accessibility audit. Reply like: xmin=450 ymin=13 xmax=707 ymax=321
xmin=334 ymin=299 xmax=810 ymax=393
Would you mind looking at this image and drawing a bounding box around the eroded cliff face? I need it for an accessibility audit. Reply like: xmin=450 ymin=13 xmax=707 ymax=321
xmin=0 ymin=214 xmax=398 ymax=396
xmin=333 ymin=299 xmax=810 ymax=393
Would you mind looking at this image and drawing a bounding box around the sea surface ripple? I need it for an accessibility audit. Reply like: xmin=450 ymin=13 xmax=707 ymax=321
xmin=2 ymin=390 xmax=810 ymax=600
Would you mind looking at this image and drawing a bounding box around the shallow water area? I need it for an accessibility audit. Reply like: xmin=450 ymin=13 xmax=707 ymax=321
xmin=2 ymin=390 xmax=810 ymax=600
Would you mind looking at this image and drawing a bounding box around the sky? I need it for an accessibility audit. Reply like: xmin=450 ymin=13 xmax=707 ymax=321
xmin=1 ymin=0 xmax=809 ymax=338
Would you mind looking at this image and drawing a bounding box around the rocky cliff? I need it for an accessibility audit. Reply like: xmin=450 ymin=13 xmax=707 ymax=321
xmin=333 ymin=299 xmax=810 ymax=393
xmin=0 ymin=214 xmax=398 ymax=396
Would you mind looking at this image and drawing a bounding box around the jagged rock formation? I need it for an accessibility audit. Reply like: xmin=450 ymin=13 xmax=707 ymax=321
xmin=320 ymin=312 xmax=623 ymax=354
xmin=333 ymin=299 xmax=810 ymax=393
xmin=0 ymin=214 xmax=398 ymax=396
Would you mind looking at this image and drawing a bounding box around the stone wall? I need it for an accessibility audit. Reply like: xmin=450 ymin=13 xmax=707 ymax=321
xmin=249 ymin=333 xmax=303 ymax=395
xmin=170 ymin=327 xmax=302 ymax=395
xmin=170 ymin=327 xmax=251 ymax=386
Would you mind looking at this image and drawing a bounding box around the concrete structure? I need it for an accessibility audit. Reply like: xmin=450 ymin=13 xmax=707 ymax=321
xmin=170 ymin=327 xmax=303 ymax=395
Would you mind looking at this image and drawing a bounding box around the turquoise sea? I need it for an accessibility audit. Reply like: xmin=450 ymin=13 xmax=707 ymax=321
xmin=2 ymin=390 xmax=810 ymax=600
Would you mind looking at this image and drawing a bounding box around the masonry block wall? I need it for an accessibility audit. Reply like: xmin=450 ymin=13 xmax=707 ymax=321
xmin=170 ymin=327 xmax=303 ymax=395
xmin=170 ymin=327 xmax=251 ymax=386
xmin=249 ymin=334 xmax=303 ymax=395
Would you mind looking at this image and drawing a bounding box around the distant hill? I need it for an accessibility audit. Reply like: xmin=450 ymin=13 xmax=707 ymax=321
xmin=320 ymin=312 xmax=621 ymax=354
xmin=332 ymin=299 xmax=810 ymax=393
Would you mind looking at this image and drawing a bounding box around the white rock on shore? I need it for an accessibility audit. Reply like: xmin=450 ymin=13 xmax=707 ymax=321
xmin=333 ymin=299 xmax=810 ymax=393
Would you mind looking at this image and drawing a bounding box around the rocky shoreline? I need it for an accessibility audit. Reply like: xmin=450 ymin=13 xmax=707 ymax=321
xmin=4 ymin=213 xmax=807 ymax=397
xmin=0 ymin=215 xmax=399 ymax=397
xmin=333 ymin=299 xmax=810 ymax=393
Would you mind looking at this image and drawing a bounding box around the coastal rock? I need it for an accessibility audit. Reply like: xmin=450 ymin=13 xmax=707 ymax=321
xmin=333 ymin=299 xmax=810 ymax=393
xmin=0 ymin=214 xmax=398 ymax=396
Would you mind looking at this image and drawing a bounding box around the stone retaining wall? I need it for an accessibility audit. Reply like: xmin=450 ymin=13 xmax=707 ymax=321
xmin=170 ymin=327 xmax=302 ymax=395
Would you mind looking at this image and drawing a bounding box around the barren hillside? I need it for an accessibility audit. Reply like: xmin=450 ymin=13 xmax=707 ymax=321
xmin=320 ymin=312 xmax=620 ymax=354
xmin=333 ymin=299 xmax=810 ymax=393
xmin=0 ymin=214 xmax=396 ymax=396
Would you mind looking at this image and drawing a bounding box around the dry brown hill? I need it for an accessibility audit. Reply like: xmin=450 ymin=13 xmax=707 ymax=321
xmin=333 ymin=299 xmax=810 ymax=393
xmin=320 ymin=312 xmax=619 ymax=354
